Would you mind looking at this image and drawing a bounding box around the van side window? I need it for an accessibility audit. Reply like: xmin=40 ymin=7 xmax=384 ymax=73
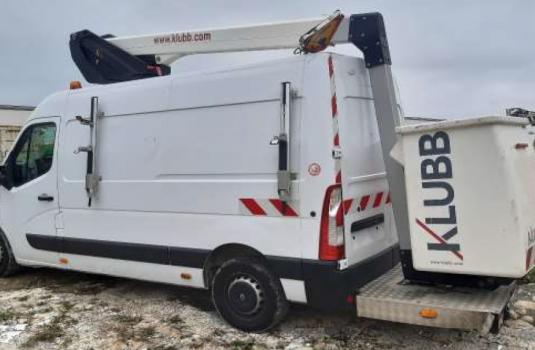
xmin=11 ymin=123 xmax=56 ymax=187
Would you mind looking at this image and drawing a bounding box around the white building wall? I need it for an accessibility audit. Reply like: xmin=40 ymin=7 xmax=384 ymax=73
xmin=0 ymin=106 xmax=34 ymax=161
xmin=0 ymin=109 xmax=32 ymax=126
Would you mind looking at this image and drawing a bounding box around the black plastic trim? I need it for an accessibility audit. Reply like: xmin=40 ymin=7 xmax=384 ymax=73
xmin=27 ymin=234 xmax=208 ymax=268
xmin=400 ymin=249 xmax=513 ymax=289
xmin=349 ymin=13 xmax=392 ymax=68
xmin=61 ymin=236 xmax=169 ymax=265
xmin=169 ymin=247 xmax=210 ymax=268
xmin=69 ymin=29 xmax=170 ymax=84
xmin=266 ymin=255 xmax=304 ymax=280
xmin=27 ymin=234 xmax=302 ymax=276
xmin=351 ymin=214 xmax=384 ymax=233
xmin=303 ymin=244 xmax=400 ymax=311
xmin=27 ymin=234 xmax=60 ymax=252
xmin=26 ymin=233 xmax=401 ymax=310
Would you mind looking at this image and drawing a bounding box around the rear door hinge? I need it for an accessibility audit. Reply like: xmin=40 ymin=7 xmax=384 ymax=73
xmin=332 ymin=148 xmax=342 ymax=159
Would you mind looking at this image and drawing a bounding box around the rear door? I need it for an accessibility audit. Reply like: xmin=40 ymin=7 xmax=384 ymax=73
xmin=331 ymin=56 xmax=398 ymax=265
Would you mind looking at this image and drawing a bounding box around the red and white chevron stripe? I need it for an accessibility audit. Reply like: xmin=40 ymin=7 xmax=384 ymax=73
xmin=343 ymin=191 xmax=391 ymax=215
xmin=239 ymin=198 xmax=299 ymax=217
xmin=328 ymin=55 xmax=342 ymax=184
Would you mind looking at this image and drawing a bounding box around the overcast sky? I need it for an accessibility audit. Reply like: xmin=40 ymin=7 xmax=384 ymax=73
xmin=1 ymin=0 xmax=534 ymax=119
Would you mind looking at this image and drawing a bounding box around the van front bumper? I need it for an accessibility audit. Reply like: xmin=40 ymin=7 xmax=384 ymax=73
xmin=301 ymin=244 xmax=400 ymax=311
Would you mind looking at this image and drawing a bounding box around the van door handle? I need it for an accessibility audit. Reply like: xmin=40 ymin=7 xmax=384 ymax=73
xmin=37 ymin=194 xmax=54 ymax=202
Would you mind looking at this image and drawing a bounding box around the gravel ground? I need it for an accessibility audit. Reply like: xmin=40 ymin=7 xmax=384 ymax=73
xmin=0 ymin=268 xmax=534 ymax=349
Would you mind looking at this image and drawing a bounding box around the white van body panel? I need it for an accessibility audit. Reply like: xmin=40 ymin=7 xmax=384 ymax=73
xmin=59 ymin=58 xmax=305 ymax=254
xmin=1 ymin=53 xmax=399 ymax=306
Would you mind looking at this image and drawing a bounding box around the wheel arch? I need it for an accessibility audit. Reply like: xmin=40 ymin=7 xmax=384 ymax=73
xmin=203 ymin=243 xmax=266 ymax=288
xmin=0 ymin=227 xmax=13 ymax=250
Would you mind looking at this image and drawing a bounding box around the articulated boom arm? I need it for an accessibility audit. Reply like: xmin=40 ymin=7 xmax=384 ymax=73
xmin=107 ymin=16 xmax=346 ymax=66
xmin=70 ymin=13 xmax=346 ymax=84
xmin=70 ymin=11 xmax=389 ymax=84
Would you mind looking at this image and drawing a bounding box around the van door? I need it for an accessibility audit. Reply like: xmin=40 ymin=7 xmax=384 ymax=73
xmin=331 ymin=56 xmax=399 ymax=266
xmin=0 ymin=118 xmax=60 ymax=265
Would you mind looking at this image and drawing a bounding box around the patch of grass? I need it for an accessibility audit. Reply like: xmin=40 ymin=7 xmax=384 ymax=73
xmin=22 ymin=300 xmax=75 ymax=347
xmin=230 ymin=339 xmax=256 ymax=350
xmin=166 ymin=314 xmax=184 ymax=325
xmin=24 ymin=319 xmax=64 ymax=346
xmin=525 ymin=269 xmax=535 ymax=283
xmin=111 ymin=314 xmax=150 ymax=343
xmin=150 ymin=346 xmax=178 ymax=350
xmin=211 ymin=328 xmax=225 ymax=337
xmin=113 ymin=314 xmax=143 ymax=325
xmin=60 ymin=301 xmax=74 ymax=312
xmin=0 ymin=309 xmax=19 ymax=322
xmin=37 ymin=307 xmax=53 ymax=314
xmin=137 ymin=325 xmax=156 ymax=339
xmin=61 ymin=335 xmax=73 ymax=347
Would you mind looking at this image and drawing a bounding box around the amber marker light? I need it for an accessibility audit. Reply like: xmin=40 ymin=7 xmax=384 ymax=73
xmin=419 ymin=308 xmax=438 ymax=319
xmin=70 ymin=80 xmax=82 ymax=90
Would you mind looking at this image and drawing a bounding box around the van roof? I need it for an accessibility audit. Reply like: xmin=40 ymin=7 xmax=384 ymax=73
xmin=30 ymin=52 xmax=361 ymax=123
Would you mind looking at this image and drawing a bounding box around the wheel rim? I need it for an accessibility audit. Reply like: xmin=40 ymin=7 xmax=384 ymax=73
xmin=226 ymin=274 xmax=264 ymax=316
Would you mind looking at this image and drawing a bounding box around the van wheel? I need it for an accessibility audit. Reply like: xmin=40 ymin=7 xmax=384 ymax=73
xmin=0 ymin=233 xmax=20 ymax=277
xmin=211 ymin=257 xmax=288 ymax=332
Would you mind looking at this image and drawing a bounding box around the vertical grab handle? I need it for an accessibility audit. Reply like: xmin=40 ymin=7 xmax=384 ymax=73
xmin=74 ymin=97 xmax=101 ymax=206
xmin=277 ymin=82 xmax=292 ymax=202
xmin=85 ymin=96 xmax=101 ymax=206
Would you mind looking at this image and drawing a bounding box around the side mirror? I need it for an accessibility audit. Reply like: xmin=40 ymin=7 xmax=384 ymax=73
xmin=0 ymin=165 xmax=13 ymax=190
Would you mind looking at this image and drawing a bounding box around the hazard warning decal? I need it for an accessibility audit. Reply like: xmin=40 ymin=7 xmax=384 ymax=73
xmin=328 ymin=55 xmax=342 ymax=185
xmin=239 ymin=199 xmax=299 ymax=217
xmin=342 ymin=191 xmax=391 ymax=215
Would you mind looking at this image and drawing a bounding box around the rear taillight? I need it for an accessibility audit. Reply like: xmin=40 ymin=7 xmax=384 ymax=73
xmin=319 ymin=184 xmax=345 ymax=261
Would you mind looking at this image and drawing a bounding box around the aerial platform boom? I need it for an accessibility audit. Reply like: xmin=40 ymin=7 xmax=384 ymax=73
xmin=106 ymin=16 xmax=349 ymax=65
xmin=70 ymin=11 xmax=348 ymax=84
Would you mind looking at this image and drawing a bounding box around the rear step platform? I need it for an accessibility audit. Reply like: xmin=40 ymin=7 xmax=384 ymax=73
xmin=356 ymin=265 xmax=516 ymax=333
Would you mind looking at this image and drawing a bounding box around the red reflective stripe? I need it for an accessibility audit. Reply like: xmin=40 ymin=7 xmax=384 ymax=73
xmin=343 ymin=199 xmax=353 ymax=215
xmin=385 ymin=192 xmax=391 ymax=204
xmin=328 ymin=56 xmax=334 ymax=76
xmin=240 ymin=198 xmax=266 ymax=216
xmin=359 ymin=195 xmax=370 ymax=211
xmin=333 ymin=133 xmax=340 ymax=146
xmin=527 ymin=247 xmax=533 ymax=271
xmin=373 ymin=192 xmax=384 ymax=208
xmin=331 ymin=95 xmax=338 ymax=117
xmin=335 ymin=171 xmax=342 ymax=184
xmin=269 ymin=199 xmax=298 ymax=217
xmin=416 ymin=218 xmax=463 ymax=261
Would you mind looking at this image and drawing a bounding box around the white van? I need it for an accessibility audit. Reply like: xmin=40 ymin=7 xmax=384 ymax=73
xmin=0 ymin=52 xmax=399 ymax=331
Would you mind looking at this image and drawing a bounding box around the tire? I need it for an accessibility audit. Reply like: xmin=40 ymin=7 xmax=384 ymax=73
xmin=211 ymin=257 xmax=289 ymax=332
xmin=0 ymin=232 xmax=20 ymax=277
